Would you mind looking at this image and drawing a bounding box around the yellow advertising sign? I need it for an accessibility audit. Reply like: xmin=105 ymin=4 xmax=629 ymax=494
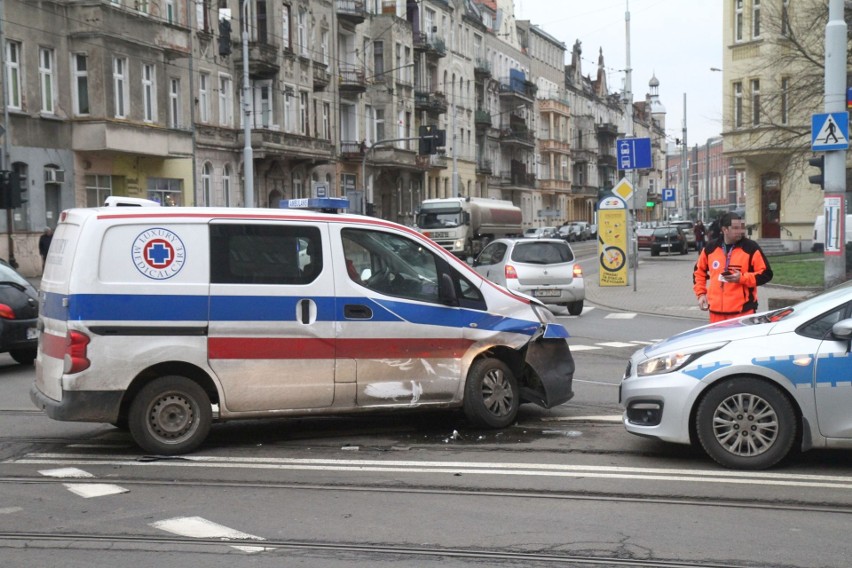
xmin=598 ymin=195 xmax=629 ymax=287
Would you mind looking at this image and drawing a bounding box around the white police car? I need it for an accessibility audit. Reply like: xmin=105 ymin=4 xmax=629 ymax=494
xmin=32 ymin=198 xmax=575 ymax=454
xmin=621 ymin=281 xmax=852 ymax=469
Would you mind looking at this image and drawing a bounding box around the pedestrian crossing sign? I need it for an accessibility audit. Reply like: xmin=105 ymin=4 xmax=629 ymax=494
xmin=811 ymin=112 xmax=849 ymax=151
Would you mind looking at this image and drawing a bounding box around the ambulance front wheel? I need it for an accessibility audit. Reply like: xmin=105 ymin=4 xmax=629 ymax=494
xmin=129 ymin=375 xmax=212 ymax=455
xmin=463 ymin=359 xmax=519 ymax=429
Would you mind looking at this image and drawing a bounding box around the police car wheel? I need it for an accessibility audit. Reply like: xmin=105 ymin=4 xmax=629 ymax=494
xmin=463 ymin=359 xmax=519 ymax=429
xmin=129 ymin=376 xmax=212 ymax=455
xmin=695 ymin=377 xmax=797 ymax=470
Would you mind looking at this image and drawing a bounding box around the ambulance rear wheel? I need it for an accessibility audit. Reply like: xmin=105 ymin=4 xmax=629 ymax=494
xmin=129 ymin=376 xmax=212 ymax=455
xmin=463 ymin=359 xmax=519 ymax=428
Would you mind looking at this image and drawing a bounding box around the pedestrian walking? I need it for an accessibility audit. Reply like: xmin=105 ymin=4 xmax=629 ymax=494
xmin=693 ymin=220 xmax=706 ymax=252
xmin=38 ymin=227 xmax=53 ymax=271
xmin=693 ymin=212 xmax=773 ymax=323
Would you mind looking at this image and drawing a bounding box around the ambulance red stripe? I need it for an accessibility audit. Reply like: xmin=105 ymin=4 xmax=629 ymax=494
xmin=208 ymin=337 xmax=475 ymax=360
xmin=41 ymin=332 xmax=67 ymax=360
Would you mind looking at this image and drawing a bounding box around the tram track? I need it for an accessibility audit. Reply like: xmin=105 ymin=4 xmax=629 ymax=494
xmin=0 ymin=531 xmax=791 ymax=567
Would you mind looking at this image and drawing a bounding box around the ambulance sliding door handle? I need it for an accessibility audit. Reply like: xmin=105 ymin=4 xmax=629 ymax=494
xmin=298 ymin=299 xmax=316 ymax=324
xmin=344 ymin=304 xmax=373 ymax=319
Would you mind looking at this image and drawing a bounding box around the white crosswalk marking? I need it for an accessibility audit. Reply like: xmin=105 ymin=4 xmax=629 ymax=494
xmin=64 ymin=483 xmax=129 ymax=498
xmin=604 ymin=312 xmax=637 ymax=319
xmin=568 ymin=345 xmax=602 ymax=351
xmin=597 ymin=341 xmax=637 ymax=348
xmin=151 ymin=516 xmax=269 ymax=553
xmin=39 ymin=467 xmax=93 ymax=479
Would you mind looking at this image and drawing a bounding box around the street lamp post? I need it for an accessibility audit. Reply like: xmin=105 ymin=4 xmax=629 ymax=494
xmin=241 ymin=0 xmax=254 ymax=208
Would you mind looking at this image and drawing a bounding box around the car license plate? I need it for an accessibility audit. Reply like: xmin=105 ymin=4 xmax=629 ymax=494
xmin=533 ymin=288 xmax=560 ymax=298
xmin=26 ymin=327 xmax=38 ymax=340
xmin=428 ymin=231 xmax=449 ymax=239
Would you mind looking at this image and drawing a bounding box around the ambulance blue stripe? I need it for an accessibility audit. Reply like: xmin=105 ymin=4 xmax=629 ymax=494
xmin=42 ymin=292 xmax=541 ymax=335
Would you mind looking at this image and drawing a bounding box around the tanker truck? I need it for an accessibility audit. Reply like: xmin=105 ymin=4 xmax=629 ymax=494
xmin=416 ymin=197 xmax=523 ymax=258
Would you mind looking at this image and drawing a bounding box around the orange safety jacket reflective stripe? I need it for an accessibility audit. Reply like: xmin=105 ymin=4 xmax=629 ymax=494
xmin=693 ymin=239 xmax=773 ymax=316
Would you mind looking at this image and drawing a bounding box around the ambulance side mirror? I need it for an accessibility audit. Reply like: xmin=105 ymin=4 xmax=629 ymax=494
xmin=439 ymin=273 xmax=458 ymax=306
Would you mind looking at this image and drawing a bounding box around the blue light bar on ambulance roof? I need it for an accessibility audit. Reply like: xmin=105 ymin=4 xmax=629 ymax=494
xmin=279 ymin=197 xmax=350 ymax=212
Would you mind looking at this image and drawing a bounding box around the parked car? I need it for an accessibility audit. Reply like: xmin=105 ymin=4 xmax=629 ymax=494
xmin=636 ymin=227 xmax=655 ymax=250
xmin=588 ymin=224 xmax=598 ymax=239
xmin=620 ymin=279 xmax=852 ymax=469
xmin=671 ymin=220 xmax=696 ymax=250
xmin=524 ymin=227 xmax=559 ymax=239
xmin=0 ymin=260 xmax=38 ymax=365
xmin=473 ymin=238 xmax=585 ymax=315
xmin=559 ymin=221 xmax=591 ymax=242
xmin=650 ymin=226 xmax=688 ymax=256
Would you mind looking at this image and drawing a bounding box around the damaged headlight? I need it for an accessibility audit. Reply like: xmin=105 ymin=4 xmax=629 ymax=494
xmin=636 ymin=342 xmax=728 ymax=377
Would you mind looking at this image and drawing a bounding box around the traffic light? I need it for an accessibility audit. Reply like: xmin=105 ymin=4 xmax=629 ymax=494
xmin=0 ymin=170 xmax=25 ymax=209
xmin=808 ymin=155 xmax=825 ymax=189
xmin=418 ymin=125 xmax=446 ymax=155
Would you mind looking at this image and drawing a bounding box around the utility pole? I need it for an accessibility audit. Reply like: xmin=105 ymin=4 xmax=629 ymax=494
xmin=0 ymin=0 xmax=14 ymax=268
xmin=680 ymin=93 xmax=688 ymax=220
xmin=623 ymin=1 xmax=636 ymax=290
xmin=823 ymin=0 xmax=846 ymax=288
xmin=704 ymin=138 xmax=711 ymax=222
xmin=241 ymin=0 xmax=254 ymax=208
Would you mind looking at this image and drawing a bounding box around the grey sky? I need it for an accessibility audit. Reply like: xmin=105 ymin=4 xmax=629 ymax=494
xmin=517 ymin=0 xmax=724 ymax=145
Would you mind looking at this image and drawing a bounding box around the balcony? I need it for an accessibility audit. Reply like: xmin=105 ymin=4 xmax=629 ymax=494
xmin=338 ymin=65 xmax=367 ymax=93
xmin=422 ymin=35 xmax=446 ymax=59
xmin=499 ymin=128 xmax=535 ymax=148
xmin=476 ymin=160 xmax=492 ymax=175
xmin=415 ymin=153 xmax=448 ymax=169
xmin=474 ymin=59 xmax=491 ymax=80
xmin=312 ymin=63 xmax=330 ymax=91
xmin=596 ymin=122 xmax=619 ymax=137
xmin=539 ymin=99 xmax=570 ymax=117
xmin=499 ymin=171 xmax=536 ymax=188
xmin=571 ymin=147 xmax=596 ymax=163
xmin=538 ymin=178 xmax=572 ymax=192
xmin=414 ymin=91 xmax=448 ymax=117
xmin=598 ymin=154 xmax=617 ymax=168
xmin=340 ymin=140 xmax=366 ymax=160
xmin=498 ymin=78 xmax=536 ymax=103
xmin=233 ymin=41 xmax=279 ymax=79
xmin=248 ymin=130 xmax=334 ymax=161
xmin=539 ymin=138 xmax=570 ymax=154
xmin=474 ymin=109 xmax=492 ymax=129
xmin=336 ymin=0 xmax=366 ymax=25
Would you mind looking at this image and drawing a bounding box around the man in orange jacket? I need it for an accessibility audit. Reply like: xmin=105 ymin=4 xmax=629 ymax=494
xmin=693 ymin=212 xmax=773 ymax=323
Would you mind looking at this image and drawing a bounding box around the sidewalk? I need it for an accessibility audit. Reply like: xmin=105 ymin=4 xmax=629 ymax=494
xmin=584 ymin=251 xmax=818 ymax=320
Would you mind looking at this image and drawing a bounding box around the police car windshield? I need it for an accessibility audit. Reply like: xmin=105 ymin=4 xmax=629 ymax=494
xmin=417 ymin=209 xmax=462 ymax=229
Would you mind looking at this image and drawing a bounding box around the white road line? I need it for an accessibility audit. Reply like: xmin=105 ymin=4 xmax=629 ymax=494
xmin=151 ymin=516 xmax=265 ymax=549
xmin=568 ymin=345 xmax=602 ymax=351
xmin=0 ymin=507 xmax=23 ymax=515
xmin=604 ymin=313 xmax=637 ymax=319
xmin=39 ymin=467 xmax=93 ymax=479
xmin=542 ymin=415 xmax=623 ymax=423
xmin=596 ymin=341 xmax=637 ymax=348
xmin=14 ymin=453 xmax=852 ymax=490
xmin=630 ymin=340 xmax=655 ymax=345
xmin=63 ymin=483 xmax=129 ymax=498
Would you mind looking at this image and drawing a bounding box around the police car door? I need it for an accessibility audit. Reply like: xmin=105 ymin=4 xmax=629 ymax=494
xmin=332 ymin=223 xmax=464 ymax=407
xmin=207 ymin=220 xmax=335 ymax=412
xmin=806 ymin=302 xmax=852 ymax=438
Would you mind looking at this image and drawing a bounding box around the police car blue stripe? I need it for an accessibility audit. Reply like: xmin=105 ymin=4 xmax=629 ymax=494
xmin=751 ymin=355 xmax=813 ymax=386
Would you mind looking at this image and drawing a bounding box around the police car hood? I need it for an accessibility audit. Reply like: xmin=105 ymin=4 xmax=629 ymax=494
xmin=642 ymin=315 xmax=776 ymax=359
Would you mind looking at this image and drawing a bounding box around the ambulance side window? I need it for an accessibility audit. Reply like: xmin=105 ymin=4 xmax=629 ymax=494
xmin=210 ymin=224 xmax=322 ymax=285
xmin=342 ymin=228 xmax=440 ymax=303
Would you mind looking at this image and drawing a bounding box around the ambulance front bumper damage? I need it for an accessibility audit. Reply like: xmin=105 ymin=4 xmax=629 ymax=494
xmin=521 ymin=323 xmax=575 ymax=408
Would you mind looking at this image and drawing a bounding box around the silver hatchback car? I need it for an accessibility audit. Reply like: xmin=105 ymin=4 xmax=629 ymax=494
xmin=473 ymin=238 xmax=585 ymax=315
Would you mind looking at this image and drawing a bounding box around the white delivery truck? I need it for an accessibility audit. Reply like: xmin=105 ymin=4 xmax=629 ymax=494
xmin=31 ymin=198 xmax=575 ymax=454
xmin=416 ymin=197 xmax=523 ymax=258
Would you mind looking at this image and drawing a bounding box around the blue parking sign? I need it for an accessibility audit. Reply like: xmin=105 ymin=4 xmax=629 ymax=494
xmin=662 ymin=188 xmax=676 ymax=202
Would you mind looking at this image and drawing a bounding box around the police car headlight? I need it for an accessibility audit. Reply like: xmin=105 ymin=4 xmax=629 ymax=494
xmin=530 ymin=302 xmax=556 ymax=324
xmin=636 ymin=342 xmax=728 ymax=377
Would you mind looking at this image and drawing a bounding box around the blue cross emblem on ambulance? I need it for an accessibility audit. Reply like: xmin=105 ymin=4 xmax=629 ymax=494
xmin=132 ymin=228 xmax=187 ymax=280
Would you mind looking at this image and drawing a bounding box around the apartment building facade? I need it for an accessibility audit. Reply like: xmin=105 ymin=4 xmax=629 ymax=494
xmin=1 ymin=0 xmax=670 ymax=273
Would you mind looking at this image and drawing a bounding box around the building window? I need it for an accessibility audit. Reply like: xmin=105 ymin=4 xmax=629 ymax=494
xmin=147 ymin=177 xmax=182 ymax=206
xmin=223 ymin=163 xmax=232 ymax=207
xmin=752 ymin=0 xmax=760 ymax=39
xmin=781 ymin=0 xmax=790 ymax=37
xmin=202 ymin=162 xmax=213 ymax=205
xmin=142 ymin=63 xmax=156 ymax=122
xmin=39 ymin=47 xmax=55 ymax=114
xmin=321 ymin=30 xmax=329 ymax=65
xmin=197 ymin=0 xmax=211 ymax=32
xmin=780 ymin=76 xmax=789 ymax=125
xmin=284 ymin=87 xmax=293 ymax=132
xmin=72 ymin=53 xmax=89 ymax=115
xmin=113 ymin=57 xmax=129 ymax=118
xmin=297 ymin=8 xmax=308 ymax=56
xmin=85 ymin=174 xmax=113 ymax=207
xmin=5 ymin=41 xmax=21 ymax=109
xmin=300 ymin=91 xmax=309 ymax=135
xmin=253 ymin=81 xmax=272 ymax=128
xmin=199 ymin=72 xmax=210 ymax=123
xmin=734 ymin=81 xmax=743 ymax=128
xmin=734 ymin=0 xmax=743 ymax=42
xmin=278 ymin=4 xmax=289 ymax=50
xmin=373 ymin=41 xmax=384 ymax=78
xmin=166 ymin=0 xmax=176 ymax=23
xmin=323 ymin=102 xmax=330 ymax=140
xmin=751 ymin=79 xmax=760 ymax=126
xmin=255 ymin=0 xmax=268 ymax=43
xmin=293 ymin=172 xmax=304 ymax=198
xmin=169 ymin=78 xmax=180 ymax=128
xmin=219 ymin=74 xmax=233 ymax=126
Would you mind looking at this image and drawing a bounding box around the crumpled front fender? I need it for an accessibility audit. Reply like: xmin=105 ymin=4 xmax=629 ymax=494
xmin=520 ymin=324 xmax=575 ymax=408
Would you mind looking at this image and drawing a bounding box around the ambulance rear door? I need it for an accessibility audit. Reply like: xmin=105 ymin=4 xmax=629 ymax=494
xmin=207 ymin=220 xmax=336 ymax=412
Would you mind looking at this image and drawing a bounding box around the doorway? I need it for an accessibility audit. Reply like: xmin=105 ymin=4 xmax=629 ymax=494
xmin=760 ymin=173 xmax=781 ymax=239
